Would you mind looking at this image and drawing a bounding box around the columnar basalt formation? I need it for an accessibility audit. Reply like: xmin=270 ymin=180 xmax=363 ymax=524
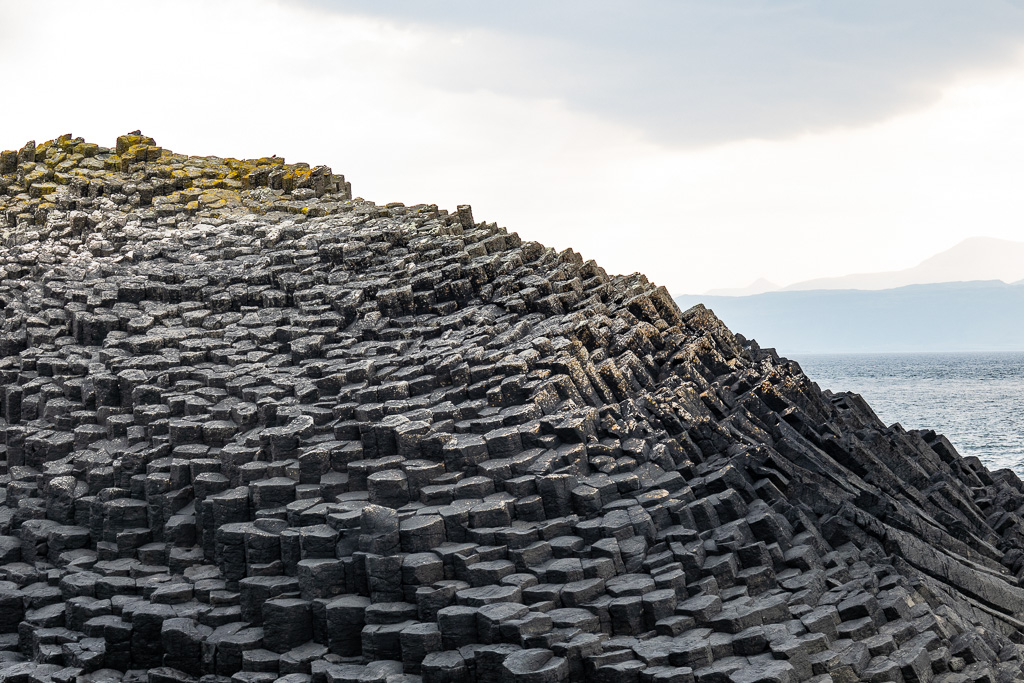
xmin=0 ymin=134 xmax=1021 ymax=683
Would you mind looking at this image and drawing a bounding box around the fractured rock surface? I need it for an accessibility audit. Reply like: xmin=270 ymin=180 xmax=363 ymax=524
xmin=0 ymin=133 xmax=1023 ymax=682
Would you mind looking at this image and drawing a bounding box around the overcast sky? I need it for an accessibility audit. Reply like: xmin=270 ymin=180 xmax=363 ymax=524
xmin=3 ymin=1 xmax=1024 ymax=293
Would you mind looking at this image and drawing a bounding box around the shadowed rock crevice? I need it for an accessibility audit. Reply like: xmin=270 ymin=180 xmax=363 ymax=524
xmin=0 ymin=133 xmax=1021 ymax=682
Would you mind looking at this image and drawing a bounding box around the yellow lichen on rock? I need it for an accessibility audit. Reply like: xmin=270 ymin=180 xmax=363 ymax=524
xmin=115 ymin=132 xmax=156 ymax=155
xmin=0 ymin=131 xmax=354 ymax=232
xmin=72 ymin=142 xmax=98 ymax=157
xmin=198 ymin=188 xmax=243 ymax=209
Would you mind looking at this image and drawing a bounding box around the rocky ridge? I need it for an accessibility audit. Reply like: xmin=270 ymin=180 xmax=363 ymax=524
xmin=0 ymin=133 xmax=1021 ymax=683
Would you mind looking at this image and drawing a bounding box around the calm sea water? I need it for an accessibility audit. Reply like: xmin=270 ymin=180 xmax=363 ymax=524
xmin=795 ymin=353 xmax=1024 ymax=475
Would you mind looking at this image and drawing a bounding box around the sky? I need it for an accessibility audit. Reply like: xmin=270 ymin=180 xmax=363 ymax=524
xmin=3 ymin=1 xmax=1024 ymax=294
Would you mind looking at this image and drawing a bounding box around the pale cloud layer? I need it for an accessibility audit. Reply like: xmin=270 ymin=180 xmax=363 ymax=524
xmin=306 ymin=0 xmax=1024 ymax=146
xmin=1 ymin=1 xmax=1024 ymax=294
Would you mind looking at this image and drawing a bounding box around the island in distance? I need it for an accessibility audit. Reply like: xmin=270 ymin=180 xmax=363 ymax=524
xmin=678 ymin=237 xmax=1024 ymax=355
xmin=675 ymin=280 xmax=1024 ymax=355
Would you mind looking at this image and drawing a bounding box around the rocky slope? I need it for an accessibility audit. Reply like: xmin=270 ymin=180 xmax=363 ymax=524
xmin=0 ymin=133 xmax=1021 ymax=683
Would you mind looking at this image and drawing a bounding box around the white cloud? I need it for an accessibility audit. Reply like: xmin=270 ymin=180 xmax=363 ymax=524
xmin=300 ymin=0 xmax=1024 ymax=146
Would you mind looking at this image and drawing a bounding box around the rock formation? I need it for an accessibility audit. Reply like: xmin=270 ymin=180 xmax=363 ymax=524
xmin=0 ymin=133 xmax=1021 ymax=682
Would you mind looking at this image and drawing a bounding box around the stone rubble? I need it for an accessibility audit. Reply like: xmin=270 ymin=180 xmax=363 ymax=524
xmin=0 ymin=133 xmax=1022 ymax=683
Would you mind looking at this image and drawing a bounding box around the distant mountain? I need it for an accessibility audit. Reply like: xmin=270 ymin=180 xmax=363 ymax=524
xmin=780 ymin=236 xmax=1024 ymax=291
xmin=704 ymin=277 xmax=779 ymax=296
xmin=675 ymin=280 xmax=1024 ymax=354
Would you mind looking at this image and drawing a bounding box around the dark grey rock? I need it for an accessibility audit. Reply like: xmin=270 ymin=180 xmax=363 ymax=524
xmin=0 ymin=132 xmax=1017 ymax=682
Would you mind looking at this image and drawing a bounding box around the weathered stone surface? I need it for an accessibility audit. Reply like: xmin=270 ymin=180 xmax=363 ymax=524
xmin=0 ymin=132 xmax=1020 ymax=681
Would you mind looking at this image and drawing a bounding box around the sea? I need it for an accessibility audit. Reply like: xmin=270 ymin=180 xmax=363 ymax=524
xmin=794 ymin=352 xmax=1024 ymax=475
